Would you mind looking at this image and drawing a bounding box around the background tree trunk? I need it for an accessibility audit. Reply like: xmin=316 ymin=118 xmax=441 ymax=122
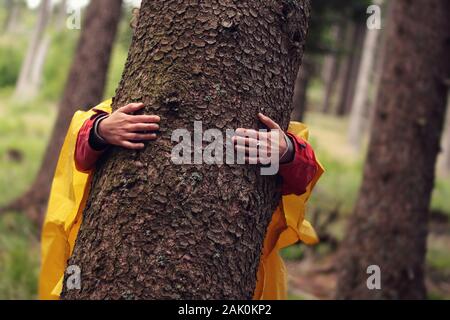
xmin=27 ymin=35 xmax=50 ymax=98
xmin=334 ymin=21 xmax=364 ymax=116
xmin=55 ymin=0 xmax=68 ymax=31
xmin=62 ymin=0 xmax=311 ymax=300
xmin=341 ymin=23 xmax=366 ymax=116
xmin=367 ymin=0 xmax=392 ymax=133
xmin=3 ymin=0 xmax=123 ymax=224
xmin=347 ymin=0 xmax=383 ymax=151
xmin=13 ymin=0 xmax=51 ymax=99
xmin=291 ymin=57 xmax=312 ymax=121
xmin=320 ymin=23 xmax=344 ymax=114
xmin=3 ymin=0 xmax=21 ymax=33
xmin=336 ymin=0 xmax=450 ymax=300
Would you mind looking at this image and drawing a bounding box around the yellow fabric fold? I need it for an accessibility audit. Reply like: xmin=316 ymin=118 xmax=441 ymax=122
xmin=253 ymin=122 xmax=324 ymax=300
xmin=39 ymin=101 xmax=323 ymax=300
xmin=39 ymin=100 xmax=111 ymax=300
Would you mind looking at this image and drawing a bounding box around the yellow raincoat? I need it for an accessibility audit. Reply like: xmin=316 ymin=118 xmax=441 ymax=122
xmin=39 ymin=99 xmax=324 ymax=300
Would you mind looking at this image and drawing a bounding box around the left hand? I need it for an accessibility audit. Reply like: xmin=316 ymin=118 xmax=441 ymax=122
xmin=232 ymin=113 xmax=288 ymax=164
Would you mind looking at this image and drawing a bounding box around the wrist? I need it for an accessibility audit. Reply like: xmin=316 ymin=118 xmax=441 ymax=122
xmin=280 ymin=133 xmax=295 ymax=164
xmin=95 ymin=115 xmax=109 ymax=143
xmin=89 ymin=115 xmax=110 ymax=151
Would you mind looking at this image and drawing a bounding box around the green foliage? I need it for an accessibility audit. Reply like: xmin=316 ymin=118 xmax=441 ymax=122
xmin=306 ymin=112 xmax=365 ymax=216
xmin=281 ymin=244 xmax=305 ymax=260
xmin=0 ymin=40 xmax=24 ymax=88
xmin=428 ymin=247 xmax=450 ymax=274
xmin=41 ymin=31 xmax=78 ymax=100
xmin=432 ymin=178 xmax=450 ymax=218
xmin=0 ymin=96 xmax=56 ymax=206
xmin=0 ymin=96 xmax=55 ymax=299
xmin=307 ymin=0 xmax=371 ymax=54
xmin=0 ymin=213 xmax=39 ymax=299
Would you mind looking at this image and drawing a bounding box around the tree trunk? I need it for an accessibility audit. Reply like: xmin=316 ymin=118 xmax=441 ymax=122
xmin=291 ymin=57 xmax=311 ymax=121
xmin=336 ymin=0 xmax=450 ymax=300
xmin=334 ymin=20 xmax=360 ymax=116
xmin=320 ymin=23 xmax=344 ymax=114
xmin=55 ymin=0 xmax=68 ymax=31
xmin=367 ymin=0 xmax=393 ymax=133
xmin=27 ymin=35 xmax=50 ymax=98
xmin=3 ymin=0 xmax=20 ymax=33
xmin=13 ymin=0 xmax=51 ymax=99
xmin=347 ymin=0 xmax=383 ymax=151
xmin=342 ymin=23 xmax=366 ymax=116
xmin=62 ymin=0 xmax=311 ymax=300
xmin=2 ymin=0 xmax=123 ymax=224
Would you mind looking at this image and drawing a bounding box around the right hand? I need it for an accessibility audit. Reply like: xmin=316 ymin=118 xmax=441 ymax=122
xmin=98 ymin=102 xmax=161 ymax=150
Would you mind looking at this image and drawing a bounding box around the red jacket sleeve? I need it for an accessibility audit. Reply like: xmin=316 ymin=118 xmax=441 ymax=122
xmin=279 ymin=133 xmax=319 ymax=196
xmin=75 ymin=111 xmax=107 ymax=172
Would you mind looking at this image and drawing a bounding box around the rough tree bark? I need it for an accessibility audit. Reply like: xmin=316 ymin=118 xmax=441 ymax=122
xmin=367 ymin=0 xmax=392 ymax=133
xmin=336 ymin=0 xmax=450 ymax=300
xmin=347 ymin=0 xmax=383 ymax=151
xmin=13 ymin=0 xmax=51 ymax=99
xmin=62 ymin=0 xmax=311 ymax=300
xmin=3 ymin=0 xmax=123 ymax=224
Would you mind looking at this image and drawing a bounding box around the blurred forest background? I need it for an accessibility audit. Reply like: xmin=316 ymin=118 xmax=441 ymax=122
xmin=0 ymin=0 xmax=449 ymax=299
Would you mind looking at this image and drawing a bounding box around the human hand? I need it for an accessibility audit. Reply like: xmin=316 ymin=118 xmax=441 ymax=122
xmin=232 ymin=113 xmax=288 ymax=164
xmin=98 ymin=103 xmax=161 ymax=150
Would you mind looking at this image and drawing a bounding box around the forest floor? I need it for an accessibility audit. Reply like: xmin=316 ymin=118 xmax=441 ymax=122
xmin=0 ymin=96 xmax=449 ymax=299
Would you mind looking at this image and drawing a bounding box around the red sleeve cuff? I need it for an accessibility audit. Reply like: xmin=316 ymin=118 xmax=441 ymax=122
xmin=278 ymin=133 xmax=319 ymax=196
xmin=74 ymin=111 xmax=108 ymax=172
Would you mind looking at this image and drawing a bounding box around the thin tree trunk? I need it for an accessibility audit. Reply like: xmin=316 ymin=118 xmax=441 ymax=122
xmin=27 ymin=35 xmax=50 ymax=98
xmin=321 ymin=23 xmax=344 ymax=114
xmin=336 ymin=0 xmax=450 ymax=300
xmin=3 ymin=0 xmax=20 ymax=33
xmin=347 ymin=0 xmax=383 ymax=151
xmin=3 ymin=0 xmax=123 ymax=224
xmin=342 ymin=23 xmax=366 ymax=115
xmin=291 ymin=58 xmax=311 ymax=121
xmin=334 ymin=21 xmax=357 ymax=116
xmin=13 ymin=0 xmax=51 ymax=99
xmin=55 ymin=0 xmax=68 ymax=31
xmin=62 ymin=0 xmax=311 ymax=300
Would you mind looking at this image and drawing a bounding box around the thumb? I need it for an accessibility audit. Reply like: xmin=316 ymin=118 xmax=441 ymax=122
xmin=258 ymin=113 xmax=280 ymax=130
xmin=119 ymin=102 xmax=145 ymax=114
